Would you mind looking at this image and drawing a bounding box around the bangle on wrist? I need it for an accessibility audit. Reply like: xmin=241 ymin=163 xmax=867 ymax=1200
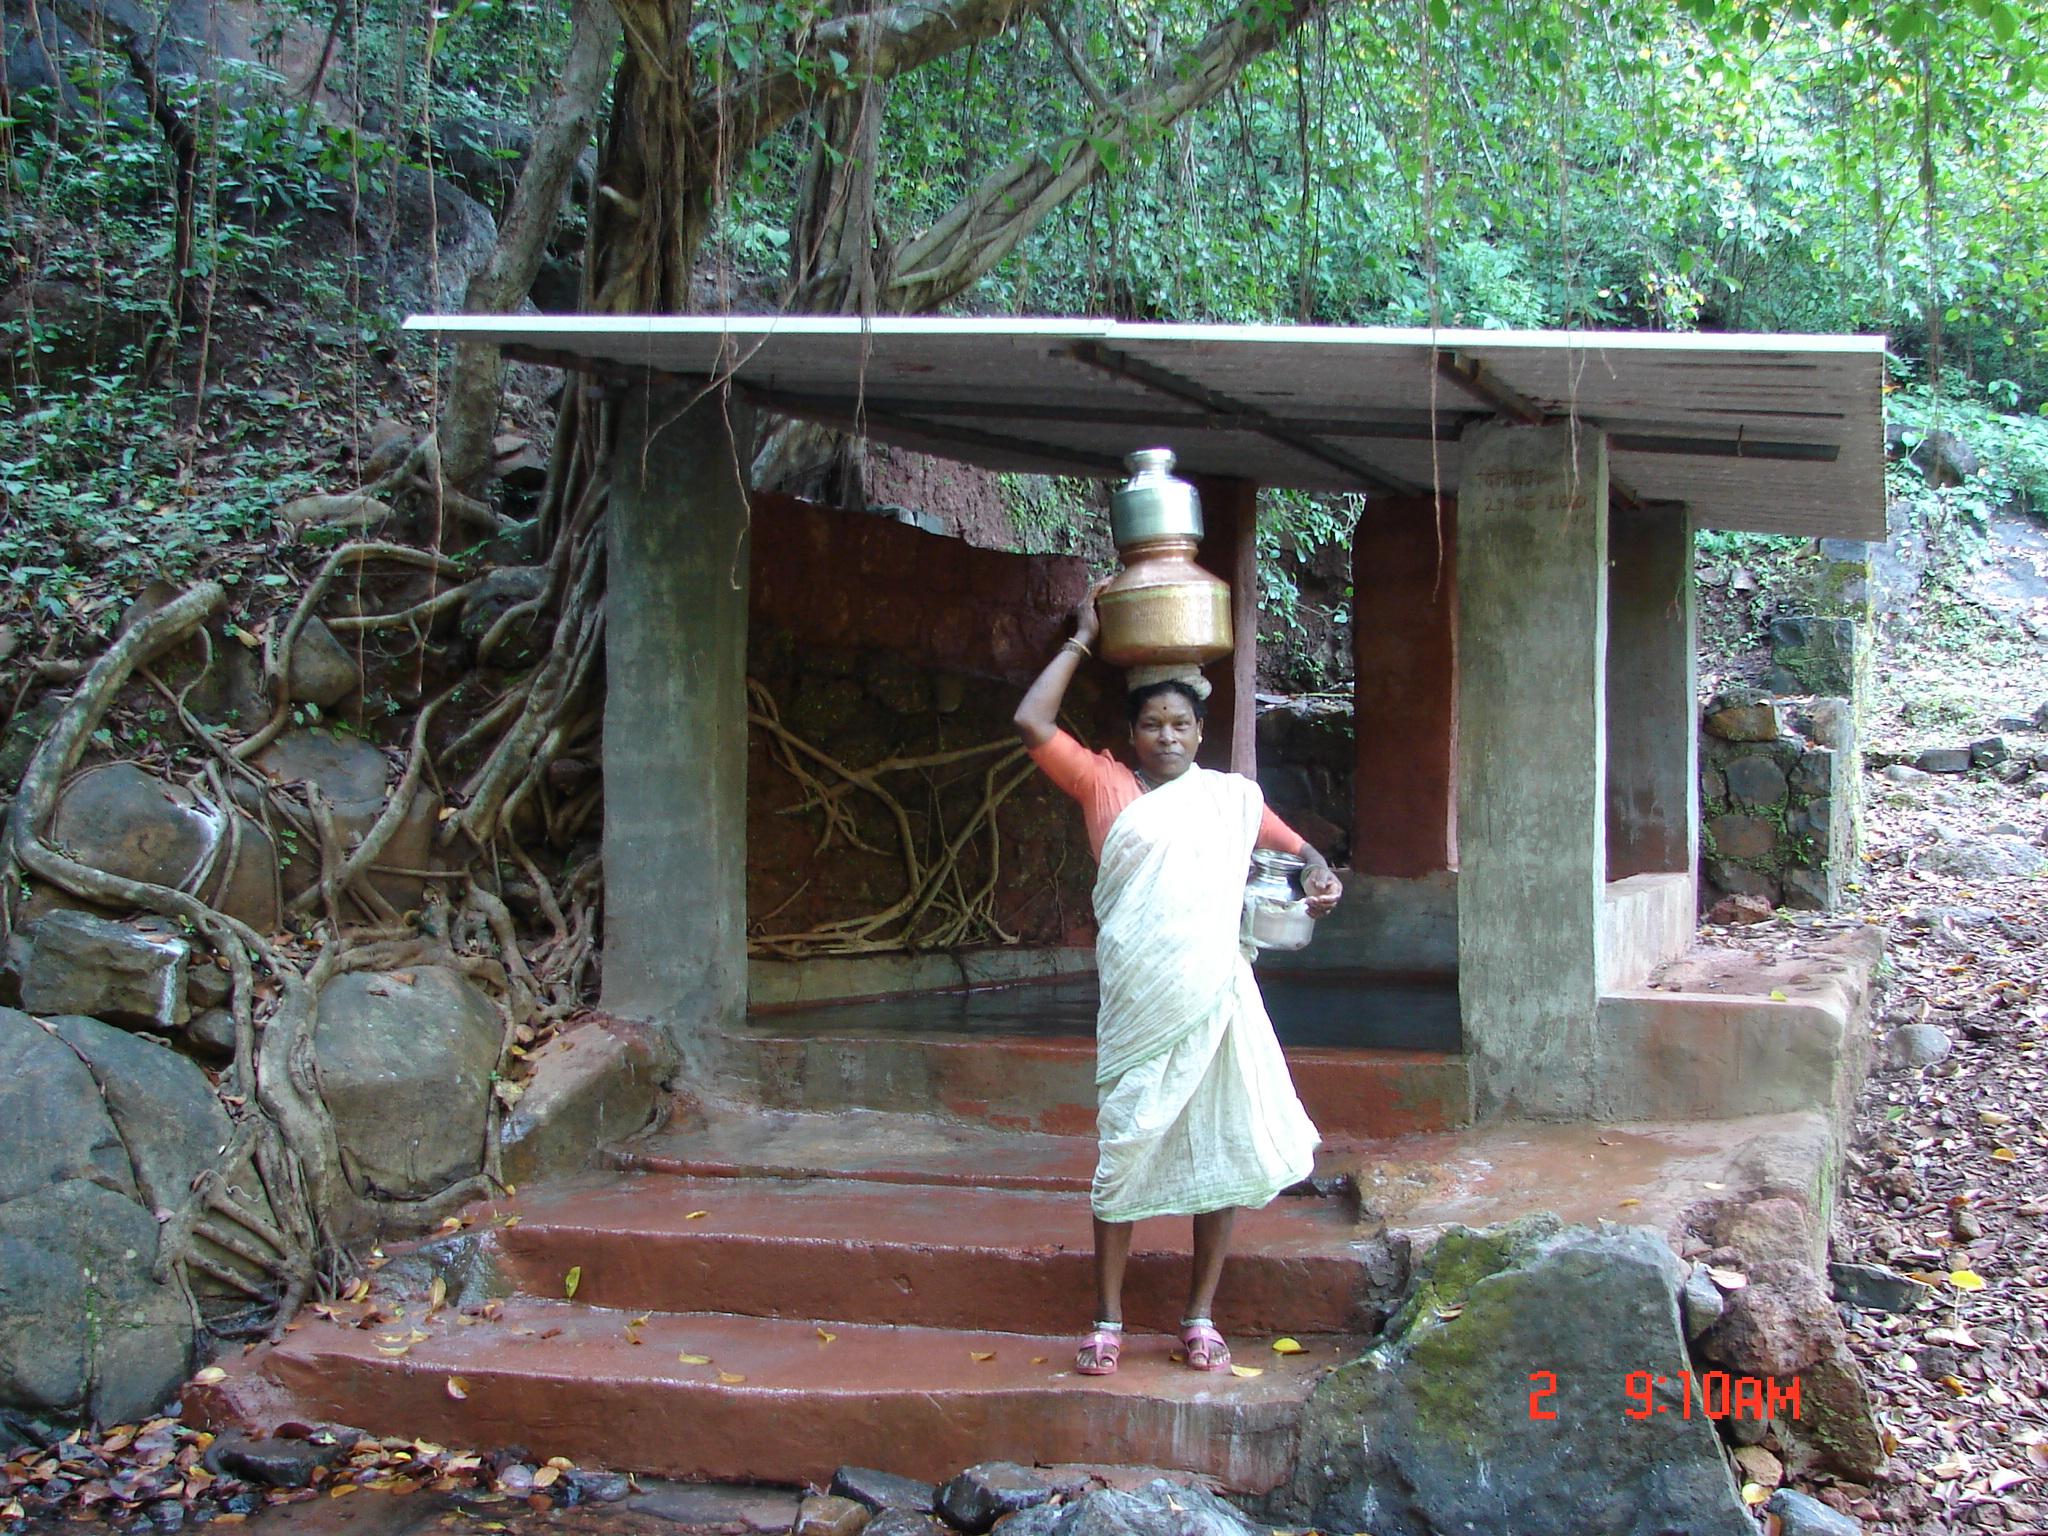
xmin=1061 ymin=637 xmax=1092 ymax=659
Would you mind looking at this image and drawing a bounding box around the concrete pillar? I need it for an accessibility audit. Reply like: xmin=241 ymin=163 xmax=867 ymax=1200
xmin=1455 ymin=423 xmax=1608 ymax=1119
xmin=1606 ymin=505 xmax=1698 ymax=882
xmin=1193 ymin=476 xmax=1259 ymax=777
xmin=1352 ymin=495 xmax=1457 ymax=876
xmin=601 ymin=384 xmax=755 ymax=1060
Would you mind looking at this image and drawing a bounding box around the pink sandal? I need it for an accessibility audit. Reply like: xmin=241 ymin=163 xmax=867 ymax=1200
xmin=1179 ymin=1318 xmax=1231 ymax=1373
xmin=1076 ymin=1323 xmax=1122 ymax=1376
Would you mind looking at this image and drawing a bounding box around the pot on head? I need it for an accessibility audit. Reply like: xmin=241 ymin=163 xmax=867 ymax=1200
xmin=1097 ymin=448 xmax=1233 ymax=669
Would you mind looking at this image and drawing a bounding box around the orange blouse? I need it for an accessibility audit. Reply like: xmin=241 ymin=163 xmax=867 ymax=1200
xmin=1027 ymin=728 xmax=1307 ymax=863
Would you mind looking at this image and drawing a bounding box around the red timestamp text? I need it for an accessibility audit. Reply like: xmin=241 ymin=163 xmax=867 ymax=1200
xmin=1526 ymin=1370 xmax=1800 ymax=1422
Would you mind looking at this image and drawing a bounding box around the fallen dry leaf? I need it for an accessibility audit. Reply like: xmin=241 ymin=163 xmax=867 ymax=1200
xmin=1271 ymin=1337 xmax=1306 ymax=1355
xmin=1229 ymin=1365 xmax=1263 ymax=1378
xmin=970 ymin=1351 xmax=996 ymax=1362
xmin=1707 ymin=1266 xmax=1749 ymax=1289
xmin=1950 ymin=1269 xmax=1988 ymax=1291
xmin=192 ymin=1367 xmax=227 ymax=1385
xmin=685 ymin=1211 xmax=710 ymax=1221
xmin=445 ymin=1378 xmax=469 ymax=1401
xmin=678 ymin=1352 xmax=711 ymax=1365
xmin=816 ymin=1328 xmax=837 ymax=1344
xmin=563 ymin=1266 xmax=582 ymax=1299
xmin=717 ymin=1372 xmax=746 ymax=1385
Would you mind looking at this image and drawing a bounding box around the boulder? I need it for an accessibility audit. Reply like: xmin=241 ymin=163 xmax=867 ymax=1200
xmin=284 ymin=617 xmax=361 ymax=708
xmin=458 ymin=566 xmax=550 ymax=656
xmin=1828 ymin=1262 xmax=1932 ymax=1313
xmin=0 ymin=1181 xmax=192 ymax=1424
xmin=794 ymin=1495 xmax=871 ymax=1536
xmin=254 ymin=730 xmax=444 ymax=912
xmin=1878 ymin=763 xmax=1927 ymax=784
xmin=831 ymin=1467 xmax=937 ymax=1516
xmin=1913 ymin=747 xmax=1973 ymax=775
xmin=1706 ymin=813 xmax=1778 ymax=862
xmin=19 ymin=911 xmax=189 ymax=1032
xmin=1969 ymin=735 xmax=2008 ymax=767
xmin=1908 ymin=427 xmax=1978 ymax=487
xmin=1708 ymin=1196 xmax=1820 ymax=1268
xmin=0 ymin=1007 xmax=136 ymax=1204
xmin=936 ymin=1463 xmax=1056 ymax=1534
xmin=498 ymin=1017 xmax=677 ymax=1185
xmin=205 ymin=1431 xmax=348 ymax=1489
xmin=1051 ymin=1482 xmax=1256 ymax=1536
xmin=1766 ymin=1488 xmax=1863 ymax=1536
xmin=50 ymin=762 xmax=279 ymax=931
xmin=314 ymin=966 xmax=502 ymax=1201
xmin=1696 ymin=1258 xmax=1837 ymax=1379
xmin=40 ymin=1015 xmax=227 ymax=1213
xmin=1917 ymin=831 xmax=2047 ymax=881
xmin=1289 ymin=1218 xmax=1752 ymax=1536
xmin=1776 ymin=1338 xmax=1885 ymax=1481
xmin=1705 ymin=893 xmax=1773 ymax=926
xmin=1884 ymin=1021 xmax=1951 ymax=1070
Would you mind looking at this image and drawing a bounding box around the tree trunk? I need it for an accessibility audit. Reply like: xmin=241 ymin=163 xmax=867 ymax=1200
xmin=439 ymin=0 xmax=622 ymax=490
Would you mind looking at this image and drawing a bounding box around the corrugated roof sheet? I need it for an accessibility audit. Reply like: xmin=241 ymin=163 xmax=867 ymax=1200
xmin=404 ymin=315 xmax=1889 ymax=538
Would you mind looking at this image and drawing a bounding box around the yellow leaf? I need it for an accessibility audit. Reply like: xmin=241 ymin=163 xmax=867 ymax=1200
xmin=816 ymin=1328 xmax=837 ymax=1344
xmin=564 ymin=1266 xmax=582 ymax=1299
xmin=1617 ymin=1197 xmax=1642 ymax=1207
xmin=970 ymin=1351 xmax=996 ymax=1362
xmin=1992 ymin=1147 xmax=2019 ymax=1161
xmin=193 ymin=1366 xmax=227 ymax=1385
xmin=1906 ymin=1270 xmax=1949 ymax=1287
xmin=330 ymin=1485 xmax=358 ymax=1499
xmin=427 ymin=1278 xmax=446 ymax=1316
xmin=1768 ymin=989 xmax=1789 ymax=1002
xmin=717 ymin=1372 xmax=746 ymax=1384
xmin=678 ymin=1353 xmax=712 ymax=1365
xmin=685 ymin=1211 xmax=710 ymax=1221
xmin=1950 ymin=1269 xmax=1987 ymax=1290
xmin=446 ymin=1377 xmax=469 ymax=1400
xmin=1741 ymin=1483 xmax=1770 ymax=1507
xmin=437 ymin=1216 xmax=463 ymax=1233
xmin=374 ymin=1344 xmax=411 ymax=1358
xmin=533 ymin=1468 xmax=559 ymax=1489
xmin=1980 ymin=1110 xmax=2012 ymax=1125
xmin=1229 ymin=1365 xmax=1263 ymax=1378
xmin=546 ymin=1458 xmax=574 ymax=1470
xmin=629 ymin=1314 xmax=650 ymax=1327
xmin=1940 ymin=1375 xmax=1971 ymax=1397
xmin=1031 ymin=1356 xmax=1048 ymax=1365
xmin=1271 ymin=1338 xmax=1307 ymax=1355
xmin=1707 ymin=1266 xmax=1749 ymax=1290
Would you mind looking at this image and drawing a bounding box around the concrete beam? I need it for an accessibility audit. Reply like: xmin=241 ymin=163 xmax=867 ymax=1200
xmin=1193 ymin=475 xmax=1259 ymax=777
xmin=601 ymin=385 xmax=755 ymax=1063
xmin=1455 ymin=423 xmax=1608 ymax=1119
xmin=1351 ymin=495 xmax=1457 ymax=875
xmin=1606 ymin=504 xmax=1698 ymax=883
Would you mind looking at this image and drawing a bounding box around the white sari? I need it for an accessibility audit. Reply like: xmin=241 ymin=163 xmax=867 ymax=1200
xmin=1090 ymin=765 xmax=1320 ymax=1222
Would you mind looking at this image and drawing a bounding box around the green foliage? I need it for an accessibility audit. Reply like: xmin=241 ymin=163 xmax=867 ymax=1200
xmin=996 ymin=473 xmax=1098 ymax=557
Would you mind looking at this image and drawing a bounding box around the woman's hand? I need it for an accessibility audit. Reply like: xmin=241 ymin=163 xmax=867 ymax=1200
xmin=1301 ymin=862 xmax=1342 ymax=918
xmin=1073 ymin=577 xmax=1110 ymax=648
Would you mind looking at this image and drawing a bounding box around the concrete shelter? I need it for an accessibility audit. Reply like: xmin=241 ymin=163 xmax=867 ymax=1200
xmin=407 ymin=315 xmax=1887 ymax=1122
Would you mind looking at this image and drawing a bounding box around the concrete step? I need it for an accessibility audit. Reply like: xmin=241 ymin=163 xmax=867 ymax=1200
xmin=727 ymin=1025 xmax=1472 ymax=1138
xmin=489 ymin=1170 xmax=1388 ymax=1336
xmin=195 ymin=1299 xmax=1358 ymax=1492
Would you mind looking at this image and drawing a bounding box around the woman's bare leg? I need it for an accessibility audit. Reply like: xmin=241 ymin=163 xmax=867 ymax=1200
xmin=1093 ymin=1216 xmax=1135 ymax=1323
xmin=1185 ymin=1207 xmax=1237 ymax=1324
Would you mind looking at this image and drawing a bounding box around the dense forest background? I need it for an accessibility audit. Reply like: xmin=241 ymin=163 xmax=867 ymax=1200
xmin=5 ymin=0 xmax=2048 ymax=656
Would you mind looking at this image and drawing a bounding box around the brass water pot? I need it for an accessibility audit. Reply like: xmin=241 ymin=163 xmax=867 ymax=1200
xmin=1096 ymin=449 xmax=1234 ymax=668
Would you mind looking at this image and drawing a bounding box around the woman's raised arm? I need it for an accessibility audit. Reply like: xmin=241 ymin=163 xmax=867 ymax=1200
xmin=1014 ymin=579 xmax=1108 ymax=748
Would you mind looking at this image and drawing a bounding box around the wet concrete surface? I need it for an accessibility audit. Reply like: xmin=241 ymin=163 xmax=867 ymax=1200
xmin=744 ymin=971 xmax=1461 ymax=1052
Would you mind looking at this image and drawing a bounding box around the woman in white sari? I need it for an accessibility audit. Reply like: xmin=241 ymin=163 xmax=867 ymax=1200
xmin=1014 ymin=585 xmax=1340 ymax=1377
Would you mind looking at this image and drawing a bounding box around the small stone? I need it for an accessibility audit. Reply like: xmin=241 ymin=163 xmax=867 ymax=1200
xmin=1915 ymin=747 xmax=1974 ymax=774
xmin=1725 ymin=755 xmax=1790 ymax=808
xmin=1767 ymin=1488 xmax=1863 ymax=1536
xmin=209 ymin=1432 xmax=346 ymax=1489
xmin=144 ymin=1499 xmax=186 ymax=1532
xmin=1706 ymin=893 xmax=1774 ymax=926
xmin=1951 ymin=1205 xmax=1984 ymax=1242
xmin=1885 ymin=1022 xmax=1952 ymax=1069
xmin=186 ymin=1006 xmax=238 ymax=1056
xmin=285 ymin=616 xmax=361 ymax=708
xmin=1828 ymin=1261 xmax=1933 ymax=1313
xmin=1999 ymin=760 xmax=2034 ymax=784
xmin=276 ymin=492 xmax=393 ymax=530
xmin=937 ymin=1463 xmax=1056 ymax=1535
xmin=795 ymin=1494 xmax=872 ymax=1536
xmin=864 ymin=1515 xmax=952 ymax=1536
xmin=1700 ymin=765 xmax=1727 ymax=804
xmin=1880 ymin=763 xmax=1928 ymax=784
xmin=1681 ymin=1264 xmax=1725 ymax=1339
xmin=498 ymin=1463 xmax=537 ymax=1495
xmin=1994 ymin=715 xmax=2034 ymax=733
xmin=1970 ymin=735 xmax=2008 ymax=766
xmin=186 ymin=960 xmax=230 ymax=1011
xmin=832 ymin=1468 xmax=938 ymax=1516
xmin=1731 ymin=1444 xmax=1782 ymax=1489
xmin=1705 ymin=695 xmax=1783 ymax=742
xmin=564 ymin=1469 xmax=632 ymax=1504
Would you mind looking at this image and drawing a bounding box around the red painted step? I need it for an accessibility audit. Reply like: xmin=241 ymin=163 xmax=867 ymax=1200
xmin=488 ymin=1171 xmax=1387 ymax=1336
xmin=195 ymin=1300 xmax=1361 ymax=1492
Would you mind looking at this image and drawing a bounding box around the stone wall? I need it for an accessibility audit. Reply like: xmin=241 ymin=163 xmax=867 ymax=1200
xmin=1699 ymin=688 xmax=1854 ymax=911
xmin=746 ymin=495 xmax=1110 ymax=957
